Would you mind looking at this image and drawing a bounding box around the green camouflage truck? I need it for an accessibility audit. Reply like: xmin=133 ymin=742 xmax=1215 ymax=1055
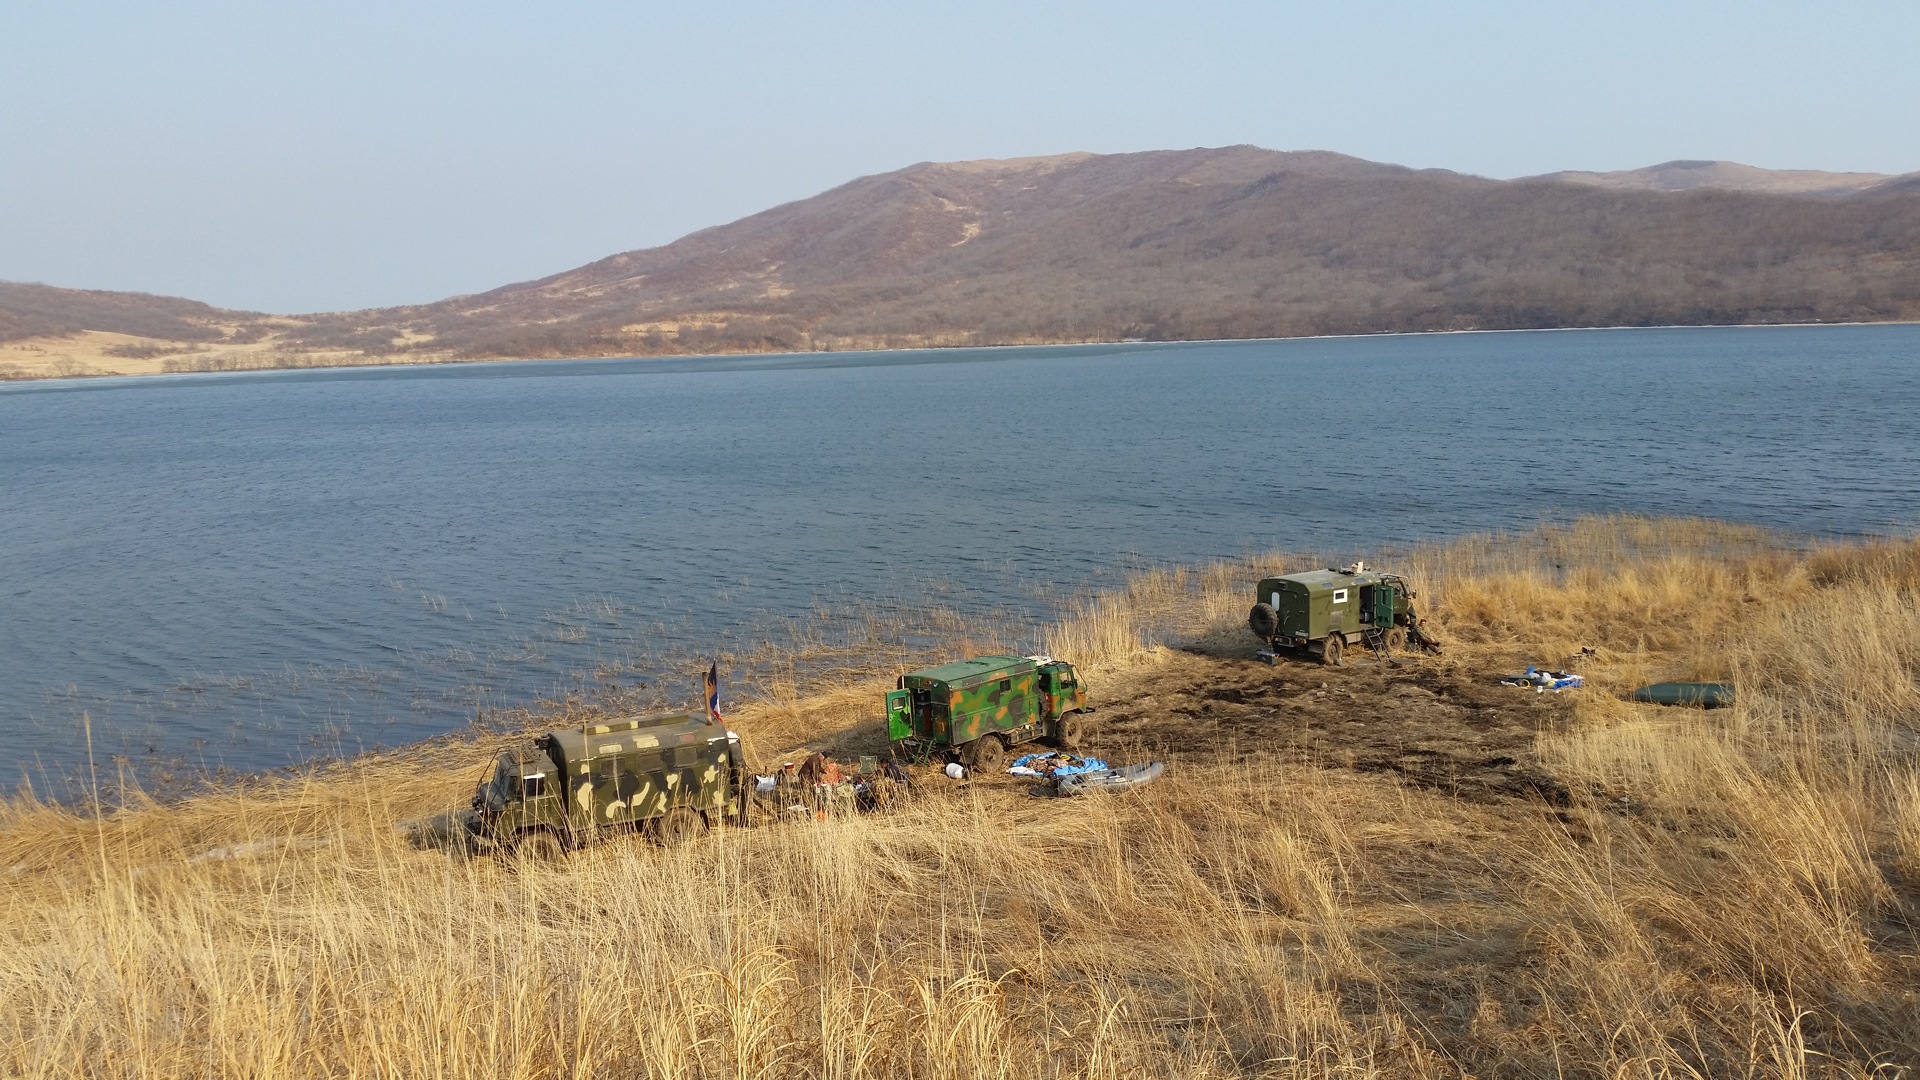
xmin=464 ymin=713 xmax=746 ymax=860
xmin=886 ymin=654 xmax=1090 ymax=769
xmin=1246 ymin=564 xmax=1435 ymax=666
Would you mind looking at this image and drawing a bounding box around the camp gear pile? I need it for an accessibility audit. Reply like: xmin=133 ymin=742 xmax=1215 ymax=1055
xmin=757 ymin=752 xmax=909 ymax=817
xmin=1006 ymin=751 xmax=1108 ymax=778
xmin=1499 ymin=665 xmax=1584 ymax=691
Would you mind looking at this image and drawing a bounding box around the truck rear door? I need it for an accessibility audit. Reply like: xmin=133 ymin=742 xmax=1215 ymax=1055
xmin=886 ymin=689 xmax=912 ymax=740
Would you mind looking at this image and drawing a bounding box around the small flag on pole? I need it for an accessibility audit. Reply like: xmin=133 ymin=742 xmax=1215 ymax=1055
xmin=704 ymin=661 xmax=723 ymax=726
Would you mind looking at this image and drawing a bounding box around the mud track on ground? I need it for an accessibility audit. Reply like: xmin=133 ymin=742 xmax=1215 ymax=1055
xmin=1081 ymin=646 xmax=1575 ymax=808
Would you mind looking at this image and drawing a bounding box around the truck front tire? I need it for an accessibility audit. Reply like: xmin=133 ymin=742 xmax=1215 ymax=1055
xmin=512 ymin=830 xmax=565 ymax=865
xmin=1055 ymin=713 xmax=1086 ymax=750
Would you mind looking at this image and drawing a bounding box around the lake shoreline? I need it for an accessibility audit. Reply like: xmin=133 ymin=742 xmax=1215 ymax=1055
xmin=5 ymin=316 xmax=1915 ymax=388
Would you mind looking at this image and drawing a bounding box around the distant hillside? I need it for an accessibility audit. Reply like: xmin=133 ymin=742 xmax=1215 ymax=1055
xmin=1527 ymin=159 xmax=1912 ymax=197
xmin=6 ymin=146 xmax=1920 ymax=378
xmin=0 ymin=282 xmax=249 ymax=346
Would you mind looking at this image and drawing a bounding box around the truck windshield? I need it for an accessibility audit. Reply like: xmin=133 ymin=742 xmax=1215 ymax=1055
xmin=480 ymin=754 xmax=516 ymax=811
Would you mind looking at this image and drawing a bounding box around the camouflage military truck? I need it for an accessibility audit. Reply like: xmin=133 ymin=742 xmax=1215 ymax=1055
xmin=1247 ymin=563 xmax=1436 ymax=667
xmin=886 ymin=654 xmax=1090 ymax=770
xmin=464 ymin=713 xmax=746 ymax=861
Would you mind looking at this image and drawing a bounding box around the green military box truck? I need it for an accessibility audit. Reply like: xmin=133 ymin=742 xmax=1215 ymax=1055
xmin=1247 ymin=563 xmax=1434 ymax=666
xmin=464 ymin=712 xmax=746 ymax=860
xmin=887 ymin=654 xmax=1090 ymax=770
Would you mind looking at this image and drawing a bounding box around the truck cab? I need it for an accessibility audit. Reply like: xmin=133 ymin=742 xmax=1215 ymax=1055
xmin=1037 ymin=661 xmax=1086 ymax=723
xmin=470 ymin=741 xmax=568 ymax=842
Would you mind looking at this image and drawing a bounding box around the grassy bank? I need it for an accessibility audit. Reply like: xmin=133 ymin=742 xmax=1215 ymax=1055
xmin=2 ymin=517 xmax=1916 ymax=1077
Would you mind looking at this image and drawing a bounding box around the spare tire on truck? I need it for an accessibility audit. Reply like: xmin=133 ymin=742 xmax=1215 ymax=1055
xmin=1247 ymin=603 xmax=1280 ymax=639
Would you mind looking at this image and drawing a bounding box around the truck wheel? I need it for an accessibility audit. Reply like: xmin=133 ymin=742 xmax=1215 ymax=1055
xmin=1247 ymin=603 xmax=1280 ymax=639
xmin=655 ymin=808 xmax=709 ymax=846
xmin=1384 ymin=627 xmax=1406 ymax=653
xmin=966 ymin=735 xmax=1007 ymax=771
xmin=1321 ymin=634 xmax=1344 ymax=667
xmin=512 ymin=830 xmax=564 ymax=865
xmin=1055 ymin=713 xmax=1087 ymax=750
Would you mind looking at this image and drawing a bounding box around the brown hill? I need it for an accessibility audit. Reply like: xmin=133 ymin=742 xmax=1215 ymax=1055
xmin=0 ymin=282 xmax=249 ymax=343
xmin=1526 ymin=159 xmax=1912 ymax=197
xmin=6 ymin=146 xmax=1920 ymax=378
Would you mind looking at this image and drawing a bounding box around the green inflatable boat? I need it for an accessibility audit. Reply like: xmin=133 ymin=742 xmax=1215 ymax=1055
xmin=1628 ymin=682 xmax=1735 ymax=709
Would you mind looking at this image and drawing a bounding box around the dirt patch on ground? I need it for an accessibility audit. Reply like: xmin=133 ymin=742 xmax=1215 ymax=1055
xmin=1078 ymin=645 xmax=1576 ymax=809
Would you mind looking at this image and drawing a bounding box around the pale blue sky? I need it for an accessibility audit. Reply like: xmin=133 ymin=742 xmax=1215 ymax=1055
xmin=3 ymin=1 xmax=1916 ymax=313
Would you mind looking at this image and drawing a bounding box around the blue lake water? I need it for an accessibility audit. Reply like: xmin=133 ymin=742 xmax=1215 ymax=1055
xmin=2 ymin=325 xmax=1917 ymax=785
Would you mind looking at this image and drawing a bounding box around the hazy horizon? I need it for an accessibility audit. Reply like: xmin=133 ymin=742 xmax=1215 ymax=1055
xmin=5 ymin=0 xmax=1918 ymax=314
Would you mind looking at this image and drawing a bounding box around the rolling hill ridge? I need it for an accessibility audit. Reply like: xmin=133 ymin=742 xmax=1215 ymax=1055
xmin=6 ymin=146 xmax=1920 ymax=378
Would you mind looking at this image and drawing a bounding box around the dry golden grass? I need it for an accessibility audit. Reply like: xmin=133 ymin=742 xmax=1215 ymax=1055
xmin=2 ymin=517 xmax=1916 ymax=1077
xmin=0 ymin=329 xmax=454 ymax=381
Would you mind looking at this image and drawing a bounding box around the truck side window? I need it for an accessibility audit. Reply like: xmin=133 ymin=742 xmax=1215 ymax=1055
xmin=521 ymin=775 xmax=546 ymax=798
xmin=999 ymin=679 xmax=1011 ymax=692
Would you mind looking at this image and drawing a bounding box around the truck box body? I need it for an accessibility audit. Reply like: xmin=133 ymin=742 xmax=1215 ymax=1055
xmin=550 ymin=714 xmax=739 ymax=828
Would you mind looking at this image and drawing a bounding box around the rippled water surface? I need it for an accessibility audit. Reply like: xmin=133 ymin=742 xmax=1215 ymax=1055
xmin=3 ymin=325 xmax=1917 ymax=782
